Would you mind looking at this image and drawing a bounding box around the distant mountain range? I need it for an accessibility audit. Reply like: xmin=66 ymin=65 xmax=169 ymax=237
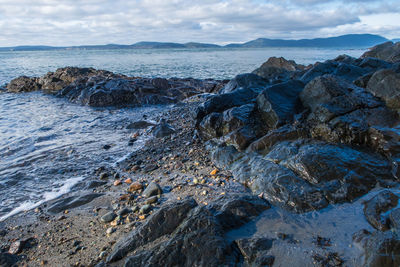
xmin=0 ymin=34 xmax=392 ymax=52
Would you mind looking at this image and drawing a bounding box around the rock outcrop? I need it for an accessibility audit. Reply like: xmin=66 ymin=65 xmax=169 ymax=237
xmin=6 ymin=67 xmax=223 ymax=107
xmin=195 ymin=44 xmax=400 ymax=216
xmin=106 ymin=195 xmax=270 ymax=266
xmin=361 ymin=41 xmax=400 ymax=63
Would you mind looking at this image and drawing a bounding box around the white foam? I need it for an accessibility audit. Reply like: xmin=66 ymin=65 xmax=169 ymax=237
xmin=0 ymin=176 xmax=85 ymax=222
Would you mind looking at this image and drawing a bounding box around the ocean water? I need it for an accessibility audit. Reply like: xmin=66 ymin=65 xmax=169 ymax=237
xmin=0 ymin=47 xmax=365 ymax=85
xmin=0 ymin=47 xmax=366 ymax=220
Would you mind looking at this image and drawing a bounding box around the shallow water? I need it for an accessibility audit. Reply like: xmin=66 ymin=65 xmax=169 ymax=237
xmin=0 ymin=47 xmax=365 ymax=85
xmin=0 ymin=91 xmax=165 ymax=220
xmin=227 ymin=187 xmax=399 ymax=266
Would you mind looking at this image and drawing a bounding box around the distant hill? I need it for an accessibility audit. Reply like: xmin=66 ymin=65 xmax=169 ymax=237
xmin=0 ymin=34 xmax=389 ymax=51
xmin=233 ymin=34 xmax=388 ymax=48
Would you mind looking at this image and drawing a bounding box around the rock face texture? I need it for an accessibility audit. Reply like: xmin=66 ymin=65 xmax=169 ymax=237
xmin=107 ymin=195 xmax=270 ymax=266
xmin=6 ymin=67 xmax=223 ymax=107
xmin=195 ymin=44 xmax=400 ymax=215
xmin=361 ymin=41 xmax=400 ymax=63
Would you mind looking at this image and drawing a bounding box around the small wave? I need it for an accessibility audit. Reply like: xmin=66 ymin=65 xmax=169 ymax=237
xmin=0 ymin=176 xmax=85 ymax=221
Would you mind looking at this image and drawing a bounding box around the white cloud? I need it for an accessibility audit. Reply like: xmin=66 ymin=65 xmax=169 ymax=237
xmin=0 ymin=0 xmax=398 ymax=46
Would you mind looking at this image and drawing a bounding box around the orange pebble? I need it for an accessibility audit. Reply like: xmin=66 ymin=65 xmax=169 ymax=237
xmin=114 ymin=180 xmax=122 ymax=186
xmin=124 ymin=178 xmax=132 ymax=184
xmin=210 ymin=169 xmax=218 ymax=175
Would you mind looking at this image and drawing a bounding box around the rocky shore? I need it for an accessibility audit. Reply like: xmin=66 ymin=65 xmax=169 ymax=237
xmin=1 ymin=40 xmax=400 ymax=267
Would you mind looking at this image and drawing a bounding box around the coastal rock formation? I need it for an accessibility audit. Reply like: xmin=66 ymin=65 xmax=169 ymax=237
xmin=361 ymin=41 xmax=400 ymax=63
xmin=106 ymin=195 xmax=270 ymax=266
xmin=6 ymin=67 xmax=223 ymax=107
xmin=252 ymin=56 xmax=305 ymax=83
xmin=195 ymin=46 xmax=400 ymax=215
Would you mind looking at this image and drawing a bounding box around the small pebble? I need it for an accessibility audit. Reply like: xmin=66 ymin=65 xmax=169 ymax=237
xmin=101 ymin=212 xmax=117 ymax=223
xmin=106 ymin=227 xmax=116 ymax=235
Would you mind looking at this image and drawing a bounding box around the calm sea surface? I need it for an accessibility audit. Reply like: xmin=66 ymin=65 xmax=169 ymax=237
xmin=0 ymin=47 xmax=365 ymax=220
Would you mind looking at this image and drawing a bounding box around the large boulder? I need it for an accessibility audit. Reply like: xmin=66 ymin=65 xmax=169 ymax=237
xmin=256 ymin=80 xmax=304 ymax=129
xmin=252 ymin=57 xmax=305 ymax=83
xmin=361 ymin=41 xmax=400 ymax=63
xmin=300 ymin=60 xmax=367 ymax=84
xmin=366 ymin=69 xmax=400 ymax=110
xmin=106 ymin=195 xmax=270 ymax=266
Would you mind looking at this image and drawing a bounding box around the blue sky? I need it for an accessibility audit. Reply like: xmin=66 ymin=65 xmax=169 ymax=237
xmin=0 ymin=0 xmax=398 ymax=46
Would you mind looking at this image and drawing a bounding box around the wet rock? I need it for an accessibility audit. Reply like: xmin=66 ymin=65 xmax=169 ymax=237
xmin=85 ymin=180 xmax=107 ymax=189
xmin=0 ymin=252 xmax=18 ymax=267
xmin=126 ymin=121 xmax=155 ymax=129
xmin=252 ymin=56 xmax=304 ymax=83
xmin=219 ymin=73 xmax=269 ymax=94
xmin=366 ymin=69 xmax=400 ymax=110
xmin=47 ymin=193 xmax=103 ymax=213
xmin=256 ymin=80 xmax=304 ymax=128
xmin=117 ymin=208 xmax=131 ymax=216
xmin=361 ymin=41 xmax=400 ymax=63
xmin=300 ymin=60 xmax=367 ymax=83
xmin=6 ymin=76 xmax=40 ymax=92
xmin=213 ymin=139 xmax=395 ymax=212
xmin=101 ymin=212 xmax=117 ymax=223
xmin=235 ymin=237 xmax=274 ymax=265
xmin=57 ymin=73 xmax=220 ymax=107
xmin=145 ymin=196 xmax=158 ymax=204
xmin=363 ymin=190 xmax=399 ymax=231
xmin=353 ymin=229 xmax=400 ymax=267
xmin=107 ymin=195 xmax=270 ymax=266
xmin=142 ymin=182 xmax=162 ymax=198
xmin=195 ymin=74 xmax=268 ymax=125
xmin=139 ymin=204 xmax=151 ymax=214
xmin=143 ymin=164 xmax=159 ymax=173
xmin=128 ymin=182 xmax=143 ymax=193
xmin=152 ymin=120 xmax=176 ymax=138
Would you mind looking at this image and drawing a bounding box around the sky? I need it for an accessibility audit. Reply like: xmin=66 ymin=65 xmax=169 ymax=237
xmin=0 ymin=0 xmax=399 ymax=46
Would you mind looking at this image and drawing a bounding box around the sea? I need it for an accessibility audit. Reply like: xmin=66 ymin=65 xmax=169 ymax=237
xmin=0 ymin=47 xmax=365 ymax=221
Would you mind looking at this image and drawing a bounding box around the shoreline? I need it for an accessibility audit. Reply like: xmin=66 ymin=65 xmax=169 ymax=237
xmin=1 ymin=41 xmax=400 ymax=266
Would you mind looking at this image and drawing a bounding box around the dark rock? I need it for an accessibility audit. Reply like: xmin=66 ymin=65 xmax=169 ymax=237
xmin=117 ymin=208 xmax=131 ymax=216
xmin=126 ymin=121 xmax=155 ymax=129
xmin=107 ymin=195 xmax=270 ymax=266
xmin=103 ymin=144 xmax=111 ymax=150
xmin=6 ymin=76 xmax=40 ymax=92
xmin=252 ymin=56 xmax=305 ymax=83
xmin=142 ymin=182 xmax=162 ymax=198
xmin=363 ymin=190 xmax=399 ymax=231
xmin=101 ymin=212 xmax=117 ymax=223
xmin=357 ymin=57 xmax=393 ymax=72
xmin=353 ymin=229 xmax=400 ymax=267
xmin=47 ymin=193 xmax=103 ymax=213
xmin=219 ymin=73 xmax=269 ymax=94
xmin=145 ymin=196 xmax=158 ymax=204
xmin=256 ymin=80 xmax=304 ymax=128
xmin=361 ymin=41 xmax=400 ymax=63
xmin=143 ymin=164 xmax=159 ymax=173
xmin=213 ymin=139 xmax=395 ymax=212
xmin=85 ymin=180 xmax=107 ymax=189
xmin=235 ymin=237 xmax=274 ymax=265
xmin=300 ymin=60 xmax=367 ymax=83
xmin=366 ymin=69 xmax=400 ymax=110
xmin=0 ymin=252 xmax=18 ymax=267
xmin=152 ymin=120 xmax=176 ymax=138
xmin=139 ymin=204 xmax=151 ymax=214
xmin=57 ymin=73 xmax=221 ymax=107
xmin=246 ymin=125 xmax=308 ymax=154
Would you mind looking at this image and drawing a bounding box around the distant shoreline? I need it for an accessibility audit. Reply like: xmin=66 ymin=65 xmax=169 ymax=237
xmin=0 ymin=33 xmax=395 ymax=52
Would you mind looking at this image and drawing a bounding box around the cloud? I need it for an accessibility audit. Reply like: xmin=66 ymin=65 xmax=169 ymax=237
xmin=0 ymin=0 xmax=398 ymax=46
